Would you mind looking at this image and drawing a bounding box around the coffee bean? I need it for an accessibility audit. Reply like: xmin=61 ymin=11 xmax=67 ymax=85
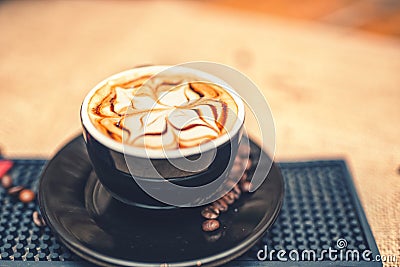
xmin=232 ymin=185 xmax=241 ymax=199
xmin=228 ymin=171 xmax=240 ymax=180
xmin=32 ymin=211 xmax=46 ymax=227
xmin=227 ymin=191 xmax=236 ymax=201
xmin=1 ymin=174 xmax=13 ymax=189
xmin=7 ymin=185 xmax=24 ymax=196
xmin=215 ymin=199 xmax=228 ymax=212
xmin=208 ymin=205 xmax=220 ymax=215
xmin=232 ymin=193 xmax=240 ymax=200
xmin=223 ymin=179 xmax=238 ymax=194
xmin=201 ymin=207 xmax=219 ymax=219
xmin=233 ymin=157 xmax=246 ymax=169
xmin=245 ymin=159 xmax=253 ymax=170
xmin=240 ymin=172 xmax=248 ymax=182
xmin=202 ymin=219 xmax=220 ymax=232
xmin=223 ymin=192 xmax=235 ymax=204
xmin=208 ymin=204 xmax=221 ymax=215
xmin=19 ymin=189 xmax=35 ymax=203
xmin=230 ymin=163 xmax=243 ymax=175
xmin=240 ymin=181 xmax=252 ymax=192
xmin=233 ymin=184 xmax=241 ymax=195
xmin=234 ymin=156 xmax=244 ymax=166
xmin=224 ymin=178 xmax=236 ymax=187
xmin=238 ymin=144 xmax=251 ymax=158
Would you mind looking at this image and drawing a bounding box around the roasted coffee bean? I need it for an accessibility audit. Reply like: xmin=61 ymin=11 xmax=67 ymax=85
xmin=32 ymin=211 xmax=46 ymax=227
xmin=233 ymin=184 xmax=241 ymax=195
xmin=7 ymin=186 xmax=24 ymax=196
xmin=240 ymin=172 xmax=248 ymax=182
xmin=231 ymin=163 xmax=245 ymax=176
xmin=227 ymin=191 xmax=236 ymax=201
xmin=19 ymin=189 xmax=35 ymax=203
xmin=210 ymin=202 xmax=223 ymax=214
xmin=223 ymin=180 xmax=239 ymax=194
xmin=224 ymin=179 xmax=236 ymax=188
xmin=233 ymin=157 xmax=246 ymax=169
xmin=238 ymin=144 xmax=251 ymax=158
xmin=208 ymin=205 xmax=220 ymax=215
xmin=240 ymin=181 xmax=252 ymax=192
xmin=1 ymin=174 xmax=13 ymax=189
xmin=201 ymin=207 xmax=219 ymax=219
xmin=215 ymin=199 xmax=228 ymax=212
xmin=245 ymin=159 xmax=253 ymax=170
xmin=232 ymin=192 xmax=240 ymax=200
xmin=228 ymin=171 xmax=240 ymax=180
xmin=223 ymin=192 xmax=235 ymax=204
xmin=232 ymin=185 xmax=241 ymax=199
xmin=234 ymin=156 xmax=244 ymax=166
xmin=202 ymin=219 xmax=220 ymax=232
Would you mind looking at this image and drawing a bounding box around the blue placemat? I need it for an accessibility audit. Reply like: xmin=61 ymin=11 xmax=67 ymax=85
xmin=0 ymin=159 xmax=381 ymax=266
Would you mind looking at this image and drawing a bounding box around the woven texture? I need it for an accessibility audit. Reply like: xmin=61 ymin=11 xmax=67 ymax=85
xmin=248 ymin=162 xmax=369 ymax=258
xmin=0 ymin=159 xmax=381 ymax=266
xmin=1 ymin=2 xmax=399 ymax=266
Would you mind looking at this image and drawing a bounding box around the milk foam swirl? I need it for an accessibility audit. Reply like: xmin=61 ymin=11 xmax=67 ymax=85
xmin=87 ymin=73 xmax=238 ymax=150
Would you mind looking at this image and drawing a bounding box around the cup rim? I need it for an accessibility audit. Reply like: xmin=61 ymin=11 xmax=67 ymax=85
xmin=81 ymin=65 xmax=245 ymax=159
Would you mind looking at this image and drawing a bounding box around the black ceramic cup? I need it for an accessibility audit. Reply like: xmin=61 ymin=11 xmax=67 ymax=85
xmin=80 ymin=66 xmax=245 ymax=209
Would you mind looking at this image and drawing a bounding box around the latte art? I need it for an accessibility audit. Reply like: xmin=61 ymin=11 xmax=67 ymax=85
xmin=87 ymin=73 xmax=239 ymax=150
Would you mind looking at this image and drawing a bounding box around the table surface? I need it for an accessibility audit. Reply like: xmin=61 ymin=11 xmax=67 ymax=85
xmin=0 ymin=1 xmax=399 ymax=266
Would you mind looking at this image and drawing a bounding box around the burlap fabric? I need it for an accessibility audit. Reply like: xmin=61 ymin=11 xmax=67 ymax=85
xmin=0 ymin=1 xmax=399 ymax=266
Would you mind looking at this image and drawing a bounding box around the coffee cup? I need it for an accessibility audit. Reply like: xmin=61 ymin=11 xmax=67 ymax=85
xmin=80 ymin=65 xmax=245 ymax=209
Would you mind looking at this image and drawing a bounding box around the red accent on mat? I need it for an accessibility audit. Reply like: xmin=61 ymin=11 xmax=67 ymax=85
xmin=0 ymin=160 xmax=13 ymax=177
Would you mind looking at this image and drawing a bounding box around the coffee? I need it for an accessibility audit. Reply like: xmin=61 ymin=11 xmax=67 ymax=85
xmin=87 ymin=73 xmax=238 ymax=150
xmin=81 ymin=66 xmax=245 ymax=207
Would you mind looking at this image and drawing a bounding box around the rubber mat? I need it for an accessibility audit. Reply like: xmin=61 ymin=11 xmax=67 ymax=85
xmin=0 ymin=159 xmax=381 ymax=266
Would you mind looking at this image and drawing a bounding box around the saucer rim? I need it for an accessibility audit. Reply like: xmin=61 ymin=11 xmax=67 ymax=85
xmin=38 ymin=135 xmax=284 ymax=267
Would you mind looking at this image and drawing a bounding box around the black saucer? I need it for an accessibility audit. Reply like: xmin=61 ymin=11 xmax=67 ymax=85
xmin=38 ymin=135 xmax=284 ymax=267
